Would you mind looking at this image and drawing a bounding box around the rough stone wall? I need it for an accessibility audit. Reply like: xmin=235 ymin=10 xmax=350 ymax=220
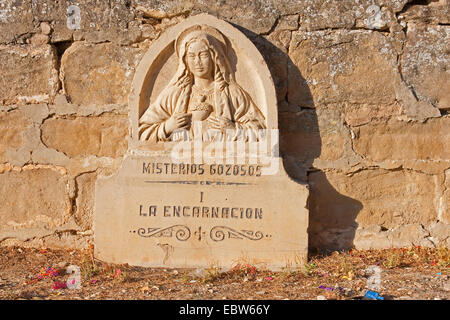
xmin=0 ymin=0 xmax=448 ymax=252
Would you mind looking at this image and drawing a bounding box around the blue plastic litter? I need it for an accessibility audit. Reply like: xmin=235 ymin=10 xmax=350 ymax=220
xmin=365 ymin=290 xmax=384 ymax=300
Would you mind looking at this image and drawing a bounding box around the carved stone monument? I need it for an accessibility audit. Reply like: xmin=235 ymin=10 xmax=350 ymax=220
xmin=94 ymin=14 xmax=309 ymax=270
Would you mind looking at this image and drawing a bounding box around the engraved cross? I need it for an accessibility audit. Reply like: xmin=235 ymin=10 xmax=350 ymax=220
xmin=194 ymin=227 xmax=206 ymax=241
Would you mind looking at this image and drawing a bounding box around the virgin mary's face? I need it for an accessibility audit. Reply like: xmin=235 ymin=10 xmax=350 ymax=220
xmin=186 ymin=39 xmax=213 ymax=80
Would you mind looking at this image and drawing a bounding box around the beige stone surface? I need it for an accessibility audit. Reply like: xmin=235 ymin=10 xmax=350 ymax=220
xmin=0 ymin=1 xmax=448 ymax=253
xmin=288 ymin=30 xmax=399 ymax=108
xmin=41 ymin=115 xmax=129 ymax=158
xmin=95 ymin=156 xmax=308 ymax=270
xmin=140 ymin=0 xmax=280 ymax=35
xmin=29 ymin=0 xmax=137 ymax=43
xmin=0 ymin=45 xmax=58 ymax=105
xmin=75 ymin=172 xmax=97 ymax=230
xmin=390 ymin=224 xmax=432 ymax=248
xmin=0 ymin=109 xmax=32 ymax=161
xmin=353 ymin=225 xmax=392 ymax=250
xmin=129 ymin=13 xmax=278 ymax=145
xmin=353 ymin=117 xmax=450 ymax=162
xmin=254 ymin=34 xmax=289 ymax=103
xmin=343 ymin=103 xmax=404 ymax=127
xmin=60 ymin=42 xmax=144 ymax=106
xmin=296 ymin=0 xmax=407 ymax=31
xmin=279 ymin=107 xmax=350 ymax=163
xmin=399 ymin=0 xmax=450 ymax=25
xmin=136 ymin=22 xmax=268 ymax=142
xmin=309 ymin=168 xmax=439 ymax=249
xmin=0 ymin=167 xmax=71 ymax=236
xmin=0 ymin=1 xmax=34 ymax=44
xmin=95 ymin=14 xmax=308 ymax=269
xmin=29 ymin=33 xmax=50 ymax=46
xmin=401 ymin=23 xmax=450 ymax=110
xmin=349 ymin=169 xmax=438 ymax=228
xmin=0 ymin=0 xmax=412 ymax=45
xmin=354 ymin=223 xmax=437 ymax=250
xmin=429 ymin=222 xmax=450 ymax=246
xmin=443 ymin=169 xmax=450 ymax=223
xmin=1 ymin=233 xmax=91 ymax=249
xmin=0 ymin=104 xmax=52 ymax=167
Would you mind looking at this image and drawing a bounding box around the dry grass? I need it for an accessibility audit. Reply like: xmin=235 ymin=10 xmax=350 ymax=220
xmin=0 ymin=245 xmax=448 ymax=300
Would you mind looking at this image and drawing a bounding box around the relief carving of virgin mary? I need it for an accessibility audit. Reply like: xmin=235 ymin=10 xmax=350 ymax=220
xmin=138 ymin=25 xmax=266 ymax=142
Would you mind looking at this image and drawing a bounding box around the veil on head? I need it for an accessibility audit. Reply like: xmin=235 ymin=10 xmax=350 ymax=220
xmin=170 ymin=25 xmax=235 ymax=89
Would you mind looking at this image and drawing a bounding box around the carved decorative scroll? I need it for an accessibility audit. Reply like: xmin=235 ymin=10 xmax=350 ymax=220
xmin=210 ymin=226 xmax=264 ymax=241
xmin=137 ymin=225 xmax=191 ymax=241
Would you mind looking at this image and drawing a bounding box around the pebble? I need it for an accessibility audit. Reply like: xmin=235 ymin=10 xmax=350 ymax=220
xmin=194 ymin=268 xmax=206 ymax=278
xmin=434 ymin=297 xmax=441 ymax=300
xmin=317 ymin=295 xmax=327 ymax=300
xmin=443 ymin=282 xmax=450 ymax=292
xmin=40 ymin=22 xmax=52 ymax=35
xmin=189 ymin=280 xmax=197 ymax=284
xmin=256 ymin=290 xmax=265 ymax=295
xmin=172 ymin=270 xmax=179 ymax=276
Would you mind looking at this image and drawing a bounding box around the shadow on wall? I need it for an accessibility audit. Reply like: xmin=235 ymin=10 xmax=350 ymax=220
xmin=235 ymin=25 xmax=363 ymax=255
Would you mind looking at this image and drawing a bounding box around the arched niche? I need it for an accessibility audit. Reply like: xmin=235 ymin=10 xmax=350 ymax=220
xmin=129 ymin=14 xmax=278 ymax=146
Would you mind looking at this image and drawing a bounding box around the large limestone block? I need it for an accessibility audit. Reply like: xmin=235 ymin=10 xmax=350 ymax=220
xmin=402 ymin=24 xmax=450 ymax=110
xmin=296 ymin=0 xmax=404 ymax=31
xmin=288 ymin=30 xmax=399 ymax=108
xmin=0 ymin=167 xmax=71 ymax=238
xmin=95 ymin=156 xmax=308 ymax=270
xmin=31 ymin=0 xmax=137 ymax=43
xmin=309 ymin=169 xmax=439 ymax=249
xmin=353 ymin=118 xmax=450 ymax=162
xmin=343 ymin=102 xmax=403 ymax=127
xmin=95 ymin=13 xmax=309 ymax=270
xmin=0 ymin=45 xmax=58 ymax=105
xmin=354 ymin=223 xmax=436 ymax=250
xmin=135 ymin=0 xmax=280 ymax=34
xmin=279 ymin=107 xmax=348 ymax=163
xmin=75 ymin=172 xmax=97 ymax=230
xmin=0 ymin=1 xmax=34 ymax=44
xmin=0 ymin=109 xmax=32 ymax=161
xmin=429 ymin=222 xmax=450 ymax=246
xmin=443 ymin=169 xmax=450 ymax=223
xmin=60 ymin=42 xmax=144 ymax=106
xmin=399 ymin=0 xmax=450 ymax=25
xmin=41 ymin=115 xmax=129 ymax=158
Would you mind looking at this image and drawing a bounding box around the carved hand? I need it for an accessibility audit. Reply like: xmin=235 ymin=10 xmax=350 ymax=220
xmin=164 ymin=113 xmax=192 ymax=136
xmin=207 ymin=116 xmax=235 ymax=132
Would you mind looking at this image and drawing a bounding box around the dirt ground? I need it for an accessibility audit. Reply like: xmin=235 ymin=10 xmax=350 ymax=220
xmin=0 ymin=245 xmax=448 ymax=300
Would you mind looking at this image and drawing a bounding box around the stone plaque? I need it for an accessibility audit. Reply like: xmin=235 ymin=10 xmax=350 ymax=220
xmin=94 ymin=14 xmax=309 ymax=270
